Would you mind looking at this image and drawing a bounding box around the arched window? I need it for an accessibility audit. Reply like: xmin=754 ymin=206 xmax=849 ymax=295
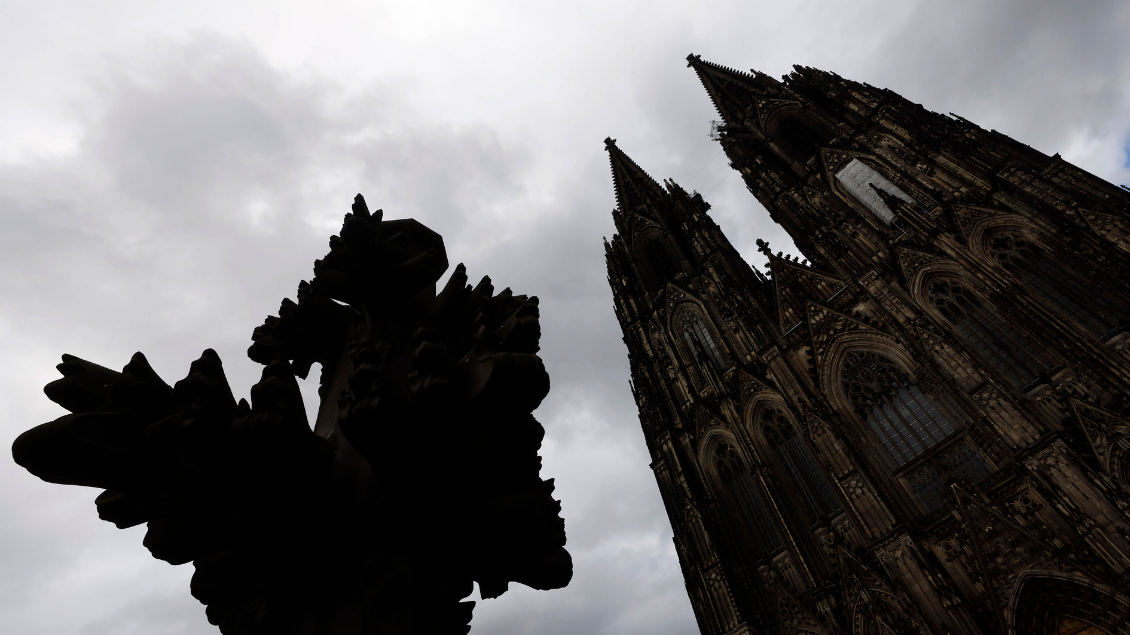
xmin=643 ymin=240 xmax=680 ymax=286
xmin=777 ymin=117 xmax=823 ymax=160
xmin=834 ymin=159 xmax=916 ymax=226
xmin=989 ymin=233 xmax=1122 ymax=338
xmin=841 ymin=350 xmax=990 ymax=511
xmin=925 ymin=278 xmax=1053 ymax=387
xmin=682 ymin=311 xmax=726 ymax=372
xmin=760 ymin=407 xmax=842 ymax=524
xmin=842 ymin=351 xmax=953 ymax=466
xmin=714 ymin=442 xmax=783 ymax=560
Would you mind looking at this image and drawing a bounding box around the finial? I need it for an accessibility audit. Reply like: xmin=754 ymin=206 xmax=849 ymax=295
xmin=756 ymin=238 xmax=772 ymax=257
xmin=351 ymin=193 xmax=370 ymax=218
xmin=686 ymin=53 xmax=701 ymax=67
xmin=604 ymin=137 xmax=617 ymax=149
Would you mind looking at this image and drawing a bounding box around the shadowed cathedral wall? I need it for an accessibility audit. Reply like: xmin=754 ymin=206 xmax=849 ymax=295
xmin=605 ymin=56 xmax=1130 ymax=635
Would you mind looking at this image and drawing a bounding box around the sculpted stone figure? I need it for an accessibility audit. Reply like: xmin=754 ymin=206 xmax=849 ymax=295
xmin=13 ymin=195 xmax=571 ymax=635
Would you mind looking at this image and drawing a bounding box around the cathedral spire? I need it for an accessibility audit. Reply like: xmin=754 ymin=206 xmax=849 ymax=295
xmin=604 ymin=137 xmax=666 ymax=215
xmin=611 ymin=55 xmax=1130 ymax=635
xmin=686 ymin=53 xmax=781 ymax=128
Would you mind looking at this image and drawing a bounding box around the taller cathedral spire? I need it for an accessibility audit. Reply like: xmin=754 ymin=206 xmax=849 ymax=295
xmin=607 ymin=57 xmax=1130 ymax=635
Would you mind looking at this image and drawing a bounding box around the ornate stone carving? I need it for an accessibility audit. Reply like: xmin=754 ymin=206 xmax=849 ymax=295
xmin=776 ymin=586 xmax=830 ymax=635
xmin=841 ymin=474 xmax=867 ymax=499
xmin=13 ymin=195 xmax=571 ymax=635
xmin=894 ymin=246 xmax=945 ymax=281
xmin=951 ymin=205 xmax=1001 ymax=242
xmin=608 ymin=60 xmax=1130 ymax=635
xmin=1071 ymin=399 xmax=1130 ymax=473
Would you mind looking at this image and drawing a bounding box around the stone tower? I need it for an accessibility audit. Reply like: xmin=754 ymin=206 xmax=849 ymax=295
xmin=604 ymin=55 xmax=1130 ymax=635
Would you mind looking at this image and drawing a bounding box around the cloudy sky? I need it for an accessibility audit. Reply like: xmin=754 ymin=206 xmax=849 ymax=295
xmin=2 ymin=1 xmax=1129 ymax=633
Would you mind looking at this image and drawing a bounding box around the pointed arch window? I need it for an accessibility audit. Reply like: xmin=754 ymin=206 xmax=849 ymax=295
xmin=925 ymin=278 xmax=1053 ymax=387
xmin=989 ymin=233 xmax=1122 ymax=338
xmin=714 ymin=443 xmax=783 ymax=560
xmin=842 ymin=350 xmax=990 ymax=511
xmin=644 ymin=240 xmax=680 ymax=285
xmin=842 ymin=351 xmax=953 ymax=467
xmin=682 ymin=310 xmax=726 ymax=372
xmin=760 ymin=407 xmax=842 ymax=523
xmin=778 ymin=117 xmax=823 ymax=160
xmin=834 ymin=159 xmax=916 ymax=226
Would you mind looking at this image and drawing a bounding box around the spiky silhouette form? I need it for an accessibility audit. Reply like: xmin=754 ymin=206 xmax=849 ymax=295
xmin=13 ymin=195 xmax=571 ymax=635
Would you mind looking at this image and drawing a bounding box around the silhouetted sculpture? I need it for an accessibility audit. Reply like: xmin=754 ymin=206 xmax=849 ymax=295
xmin=13 ymin=195 xmax=571 ymax=635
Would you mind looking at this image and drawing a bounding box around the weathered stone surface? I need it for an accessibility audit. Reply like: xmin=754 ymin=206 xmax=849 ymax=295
xmin=605 ymin=56 xmax=1130 ymax=634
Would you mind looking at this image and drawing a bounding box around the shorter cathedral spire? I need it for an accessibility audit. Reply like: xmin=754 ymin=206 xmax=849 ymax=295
xmin=605 ymin=137 xmax=667 ymax=215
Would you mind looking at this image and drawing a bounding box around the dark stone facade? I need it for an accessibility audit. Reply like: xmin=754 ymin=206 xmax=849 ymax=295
xmin=604 ymin=55 xmax=1130 ymax=635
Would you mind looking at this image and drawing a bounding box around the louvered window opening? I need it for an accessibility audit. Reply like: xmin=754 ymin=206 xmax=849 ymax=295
xmin=834 ymin=159 xmax=916 ymax=226
xmin=778 ymin=117 xmax=822 ymax=159
xmin=716 ymin=444 xmax=784 ymax=560
xmin=762 ymin=408 xmax=843 ymax=523
xmin=926 ymin=279 xmax=1052 ymax=387
xmin=644 ymin=241 xmax=680 ymax=284
xmin=683 ymin=312 xmax=726 ymax=371
xmin=990 ymin=234 xmax=1121 ymax=338
xmin=842 ymin=351 xmax=954 ymax=467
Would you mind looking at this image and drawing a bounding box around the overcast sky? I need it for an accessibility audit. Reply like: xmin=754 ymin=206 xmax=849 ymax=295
xmin=2 ymin=2 xmax=1129 ymax=634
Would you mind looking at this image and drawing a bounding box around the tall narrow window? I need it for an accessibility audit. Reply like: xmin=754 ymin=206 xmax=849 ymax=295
xmin=989 ymin=233 xmax=1122 ymax=338
xmin=714 ymin=443 xmax=783 ymax=560
xmin=926 ymin=278 xmax=1053 ymax=387
xmin=841 ymin=351 xmax=954 ymax=467
xmin=644 ymin=241 xmax=680 ymax=285
xmin=682 ymin=311 xmax=726 ymax=371
xmin=760 ymin=407 xmax=842 ymax=523
xmin=834 ymin=159 xmax=916 ymax=226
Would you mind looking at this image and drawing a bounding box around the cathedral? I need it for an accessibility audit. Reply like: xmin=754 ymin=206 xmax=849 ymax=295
xmin=604 ymin=54 xmax=1130 ymax=635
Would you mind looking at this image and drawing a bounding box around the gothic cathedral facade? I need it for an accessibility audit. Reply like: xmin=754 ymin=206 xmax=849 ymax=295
xmin=604 ymin=55 xmax=1130 ymax=635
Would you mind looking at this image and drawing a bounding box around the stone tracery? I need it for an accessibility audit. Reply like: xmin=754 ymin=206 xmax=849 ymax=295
xmin=606 ymin=56 xmax=1130 ymax=634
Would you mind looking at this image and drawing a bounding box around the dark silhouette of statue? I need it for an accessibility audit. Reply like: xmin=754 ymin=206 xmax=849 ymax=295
xmin=12 ymin=195 xmax=571 ymax=635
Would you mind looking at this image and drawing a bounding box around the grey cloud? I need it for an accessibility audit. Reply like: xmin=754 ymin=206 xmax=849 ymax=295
xmin=0 ymin=29 xmax=693 ymax=635
xmin=3 ymin=3 xmax=1130 ymax=635
xmin=868 ymin=0 xmax=1130 ymax=174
